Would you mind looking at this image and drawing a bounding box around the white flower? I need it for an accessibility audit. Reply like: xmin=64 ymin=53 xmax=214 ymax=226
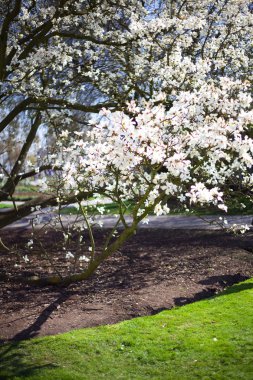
xmin=66 ymin=251 xmax=74 ymax=259
xmin=217 ymin=204 xmax=228 ymax=212
xmin=60 ymin=130 xmax=69 ymax=138
xmin=230 ymin=224 xmax=250 ymax=234
xmin=97 ymin=206 xmax=105 ymax=214
xmin=97 ymin=220 xmax=104 ymax=227
xmin=27 ymin=239 xmax=33 ymax=248
xmin=79 ymin=255 xmax=89 ymax=262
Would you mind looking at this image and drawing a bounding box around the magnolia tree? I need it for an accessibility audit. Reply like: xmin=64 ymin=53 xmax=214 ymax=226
xmin=25 ymin=79 xmax=253 ymax=285
xmin=0 ymin=0 xmax=253 ymax=284
xmin=0 ymin=0 xmax=253 ymax=228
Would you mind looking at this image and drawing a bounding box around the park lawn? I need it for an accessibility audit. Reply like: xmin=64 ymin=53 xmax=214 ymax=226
xmin=60 ymin=200 xmax=134 ymax=216
xmin=60 ymin=194 xmax=253 ymax=217
xmin=0 ymin=204 xmax=13 ymax=209
xmin=1 ymin=279 xmax=253 ymax=379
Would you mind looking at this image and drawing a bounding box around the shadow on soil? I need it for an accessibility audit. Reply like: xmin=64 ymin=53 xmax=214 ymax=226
xmin=0 ymin=291 xmax=72 ymax=345
xmin=13 ymin=292 xmax=71 ymax=342
xmin=3 ymin=274 xmax=251 ymax=343
xmin=150 ymin=274 xmax=252 ymax=315
xmin=174 ymin=274 xmax=250 ymax=306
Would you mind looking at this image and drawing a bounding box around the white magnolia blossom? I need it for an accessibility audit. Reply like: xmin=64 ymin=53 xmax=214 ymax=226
xmin=65 ymin=251 xmax=74 ymax=259
xmin=48 ymin=76 xmax=253 ymax=219
xmin=1 ymin=1 xmax=253 ymax=191
xmin=79 ymin=255 xmax=89 ymax=262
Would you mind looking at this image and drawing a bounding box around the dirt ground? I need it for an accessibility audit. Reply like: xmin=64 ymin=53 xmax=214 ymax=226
xmin=0 ymin=228 xmax=253 ymax=343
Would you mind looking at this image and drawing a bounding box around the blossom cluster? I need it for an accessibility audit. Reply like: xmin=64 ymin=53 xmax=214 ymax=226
xmin=49 ymin=76 xmax=253 ymax=220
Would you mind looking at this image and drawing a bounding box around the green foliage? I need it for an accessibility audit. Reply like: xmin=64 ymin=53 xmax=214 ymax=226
xmin=1 ymin=279 xmax=253 ymax=379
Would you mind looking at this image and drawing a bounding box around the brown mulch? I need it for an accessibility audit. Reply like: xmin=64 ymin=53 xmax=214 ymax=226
xmin=0 ymin=228 xmax=253 ymax=343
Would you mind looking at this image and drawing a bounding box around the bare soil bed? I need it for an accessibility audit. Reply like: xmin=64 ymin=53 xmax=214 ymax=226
xmin=0 ymin=228 xmax=253 ymax=343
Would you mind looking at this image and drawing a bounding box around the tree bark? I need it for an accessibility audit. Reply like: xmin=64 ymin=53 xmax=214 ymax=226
xmin=0 ymin=113 xmax=42 ymax=199
xmin=0 ymin=190 xmax=93 ymax=229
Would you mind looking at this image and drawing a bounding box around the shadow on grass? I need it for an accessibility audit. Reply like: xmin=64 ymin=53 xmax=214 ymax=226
xmin=0 ymin=293 xmax=71 ymax=378
xmin=0 ymin=341 xmax=57 ymax=379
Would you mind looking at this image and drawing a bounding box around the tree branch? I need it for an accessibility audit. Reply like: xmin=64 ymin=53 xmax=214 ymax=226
xmin=0 ymin=190 xmax=93 ymax=229
xmin=49 ymin=31 xmax=128 ymax=46
xmin=0 ymin=97 xmax=32 ymax=133
xmin=18 ymin=20 xmax=53 ymax=60
xmin=35 ymin=97 xmax=118 ymax=112
xmin=0 ymin=0 xmax=22 ymax=79
xmin=0 ymin=112 xmax=42 ymax=197
xmin=15 ymin=165 xmax=62 ymax=182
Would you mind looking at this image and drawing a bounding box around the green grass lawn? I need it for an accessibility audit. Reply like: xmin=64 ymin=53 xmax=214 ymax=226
xmin=60 ymin=192 xmax=253 ymax=217
xmin=0 ymin=204 xmax=13 ymax=209
xmin=2 ymin=189 xmax=252 ymax=217
xmin=60 ymin=200 xmax=134 ymax=216
xmin=60 ymin=198 xmax=253 ymax=217
xmin=1 ymin=278 xmax=253 ymax=380
xmin=9 ymin=184 xmax=40 ymax=201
